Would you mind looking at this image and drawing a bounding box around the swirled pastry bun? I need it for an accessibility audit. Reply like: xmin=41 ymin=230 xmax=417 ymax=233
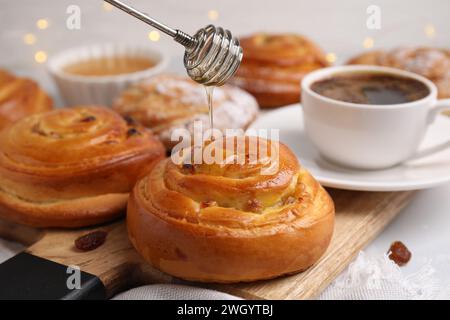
xmin=113 ymin=74 xmax=259 ymax=149
xmin=230 ymin=33 xmax=329 ymax=108
xmin=127 ymin=136 xmax=334 ymax=282
xmin=0 ymin=69 xmax=53 ymax=130
xmin=0 ymin=106 xmax=164 ymax=228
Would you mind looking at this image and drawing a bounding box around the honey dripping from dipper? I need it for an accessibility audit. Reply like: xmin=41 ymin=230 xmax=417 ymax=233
xmin=205 ymin=86 xmax=215 ymax=136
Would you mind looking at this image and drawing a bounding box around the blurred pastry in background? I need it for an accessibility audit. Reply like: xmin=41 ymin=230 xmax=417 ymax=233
xmin=0 ymin=106 xmax=164 ymax=228
xmin=113 ymin=74 xmax=259 ymax=150
xmin=348 ymin=47 xmax=450 ymax=99
xmin=0 ymin=69 xmax=53 ymax=130
xmin=230 ymin=33 xmax=329 ymax=108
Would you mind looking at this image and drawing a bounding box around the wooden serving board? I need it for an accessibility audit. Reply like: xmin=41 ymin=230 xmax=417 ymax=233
xmin=0 ymin=189 xmax=415 ymax=300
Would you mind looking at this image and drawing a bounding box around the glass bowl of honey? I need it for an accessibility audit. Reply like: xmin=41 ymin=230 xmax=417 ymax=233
xmin=48 ymin=44 xmax=169 ymax=106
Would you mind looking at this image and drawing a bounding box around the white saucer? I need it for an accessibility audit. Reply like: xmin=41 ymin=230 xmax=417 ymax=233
xmin=249 ymin=105 xmax=450 ymax=191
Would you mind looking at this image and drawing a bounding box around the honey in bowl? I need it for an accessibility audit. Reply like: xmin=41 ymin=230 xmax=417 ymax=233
xmin=63 ymin=55 xmax=156 ymax=77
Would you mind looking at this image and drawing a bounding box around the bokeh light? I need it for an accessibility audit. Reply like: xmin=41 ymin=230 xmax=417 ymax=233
xmin=363 ymin=37 xmax=374 ymax=49
xmin=103 ymin=2 xmax=113 ymax=11
xmin=36 ymin=19 xmax=49 ymax=30
xmin=148 ymin=30 xmax=161 ymax=42
xmin=326 ymin=52 xmax=337 ymax=64
xmin=34 ymin=51 xmax=47 ymax=63
xmin=424 ymin=24 xmax=436 ymax=38
xmin=23 ymin=33 xmax=37 ymax=45
xmin=207 ymin=10 xmax=219 ymax=21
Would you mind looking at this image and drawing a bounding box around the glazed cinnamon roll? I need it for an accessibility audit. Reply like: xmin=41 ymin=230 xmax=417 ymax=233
xmin=230 ymin=33 xmax=329 ymax=108
xmin=0 ymin=106 xmax=164 ymax=228
xmin=127 ymin=136 xmax=334 ymax=282
xmin=0 ymin=69 xmax=53 ymax=130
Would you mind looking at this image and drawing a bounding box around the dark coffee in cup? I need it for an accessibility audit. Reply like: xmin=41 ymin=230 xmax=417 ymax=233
xmin=310 ymin=72 xmax=430 ymax=105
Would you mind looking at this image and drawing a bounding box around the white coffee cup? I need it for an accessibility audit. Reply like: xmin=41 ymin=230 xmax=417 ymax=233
xmin=301 ymin=65 xmax=450 ymax=170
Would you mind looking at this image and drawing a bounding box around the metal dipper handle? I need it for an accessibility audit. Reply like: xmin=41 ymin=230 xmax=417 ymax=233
xmin=104 ymin=0 xmax=243 ymax=86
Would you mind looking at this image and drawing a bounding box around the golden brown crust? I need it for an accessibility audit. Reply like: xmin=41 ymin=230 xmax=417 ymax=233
xmin=127 ymin=136 xmax=334 ymax=282
xmin=0 ymin=69 xmax=53 ymax=130
xmin=113 ymin=74 xmax=259 ymax=150
xmin=0 ymin=106 xmax=165 ymax=228
xmin=348 ymin=47 xmax=450 ymax=99
xmin=230 ymin=33 xmax=329 ymax=108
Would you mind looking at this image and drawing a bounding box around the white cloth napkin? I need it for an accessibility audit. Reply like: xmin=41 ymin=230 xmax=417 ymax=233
xmin=113 ymin=251 xmax=450 ymax=300
xmin=319 ymin=251 xmax=450 ymax=300
xmin=0 ymin=238 xmax=24 ymax=263
xmin=113 ymin=284 xmax=240 ymax=300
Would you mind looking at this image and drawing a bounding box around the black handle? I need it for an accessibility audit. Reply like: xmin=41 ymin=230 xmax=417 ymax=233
xmin=0 ymin=252 xmax=106 ymax=300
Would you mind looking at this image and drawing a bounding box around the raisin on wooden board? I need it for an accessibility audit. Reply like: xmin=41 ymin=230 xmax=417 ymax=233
xmin=388 ymin=241 xmax=411 ymax=266
xmin=75 ymin=230 xmax=107 ymax=252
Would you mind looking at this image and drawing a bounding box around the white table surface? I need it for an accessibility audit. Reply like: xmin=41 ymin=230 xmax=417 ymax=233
xmin=0 ymin=0 xmax=449 ymax=298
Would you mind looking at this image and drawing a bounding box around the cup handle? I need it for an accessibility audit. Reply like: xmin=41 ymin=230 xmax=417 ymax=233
xmin=410 ymin=99 xmax=450 ymax=160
